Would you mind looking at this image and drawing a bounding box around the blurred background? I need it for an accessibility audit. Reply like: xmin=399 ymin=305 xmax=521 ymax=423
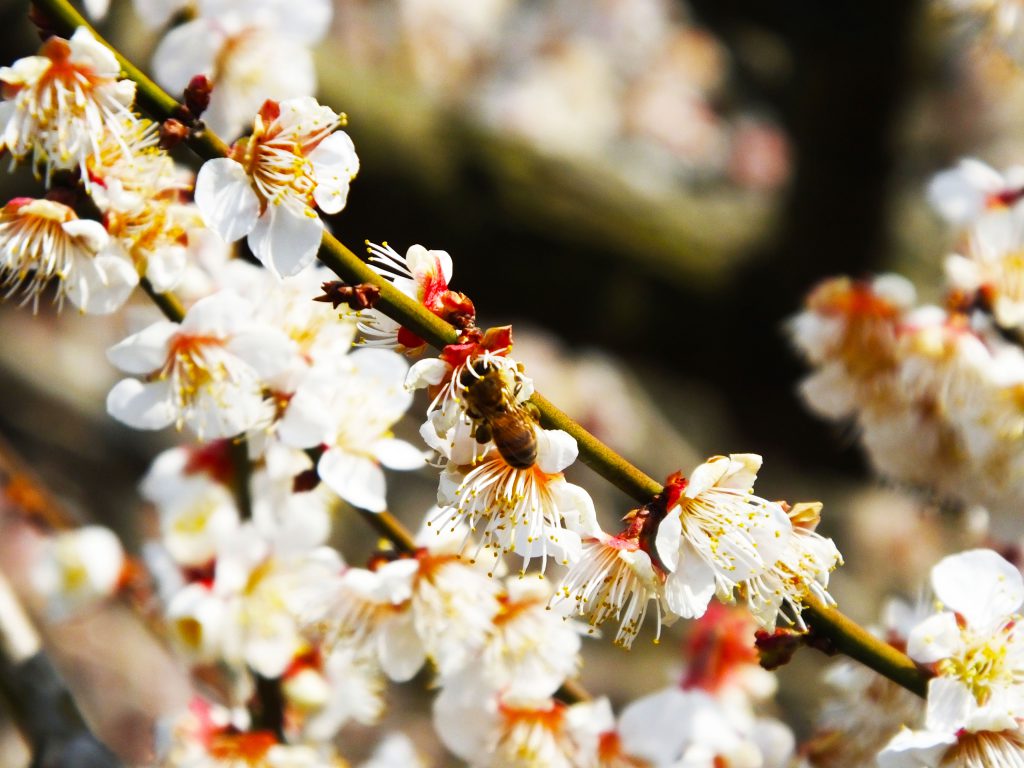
xmin=0 ymin=0 xmax=1015 ymax=763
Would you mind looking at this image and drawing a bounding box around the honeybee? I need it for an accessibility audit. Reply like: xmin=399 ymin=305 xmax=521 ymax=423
xmin=461 ymin=366 xmax=539 ymax=469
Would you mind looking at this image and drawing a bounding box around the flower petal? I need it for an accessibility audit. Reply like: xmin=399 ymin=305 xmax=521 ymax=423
xmin=318 ymin=449 xmax=387 ymax=512
xmin=194 ymin=158 xmax=259 ymax=244
xmin=931 ymin=549 xmax=1024 ymax=629
xmin=247 ymin=203 xmax=323 ymax=277
xmin=106 ymin=378 xmax=176 ymax=430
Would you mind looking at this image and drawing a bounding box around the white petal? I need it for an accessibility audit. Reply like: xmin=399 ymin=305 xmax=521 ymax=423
xmin=152 ymin=19 xmax=219 ymax=93
xmin=310 ymin=131 xmax=358 ymax=214
xmin=654 ymin=508 xmax=683 ymax=572
xmin=279 ymin=386 xmax=332 ymax=449
xmin=106 ymin=321 xmax=178 ymax=374
xmin=931 ymin=549 xmax=1024 ymax=629
xmin=226 ymin=328 xmax=295 ymax=379
xmin=685 ymin=456 xmax=731 ymax=497
xmin=924 ymin=677 xmax=977 ymax=734
xmin=535 ymin=429 xmax=578 ymax=474
xmin=406 ymin=358 xmax=451 ymax=389
xmin=145 ymin=244 xmax=187 ymax=293
xmin=194 ymin=158 xmax=259 ymax=244
xmin=247 ymin=204 xmax=323 ymax=277
xmin=106 ymin=379 xmax=176 ymax=430
xmin=663 ymin=545 xmax=717 ymax=619
xmin=65 ymin=251 xmax=139 ymax=315
xmin=318 ymin=449 xmax=387 ymax=512
xmin=906 ymin=612 xmax=961 ymax=663
xmin=877 ymin=728 xmax=954 ymax=768
xmin=378 ymin=613 xmax=426 ymax=682
xmin=371 ymin=438 xmax=426 ymax=470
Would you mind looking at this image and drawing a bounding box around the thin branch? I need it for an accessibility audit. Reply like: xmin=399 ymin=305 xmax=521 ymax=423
xmin=29 ymin=0 xmax=933 ymax=700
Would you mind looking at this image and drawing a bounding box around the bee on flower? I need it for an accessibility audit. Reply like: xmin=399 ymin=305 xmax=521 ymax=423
xmin=194 ymin=97 xmax=359 ymax=277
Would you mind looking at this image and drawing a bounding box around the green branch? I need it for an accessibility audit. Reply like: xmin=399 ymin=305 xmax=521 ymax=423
xmin=30 ymin=0 xmax=933 ymax=700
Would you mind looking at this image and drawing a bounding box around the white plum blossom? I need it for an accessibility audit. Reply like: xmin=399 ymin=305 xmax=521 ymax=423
xmin=875 ymin=549 xmax=1024 ymax=767
xmin=140 ymin=445 xmax=241 ymax=567
xmin=654 ymin=454 xmax=795 ymax=624
xmin=87 ymin=117 xmax=204 ymax=293
xmin=214 ymin=525 xmax=345 ymax=678
xmin=278 ymin=347 xmax=422 ymax=512
xmin=552 ymin=523 xmax=672 ymax=649
xmin=282 ymin=647 xmax=386 ymax=741
xmin=472 ymin=577 xmax=584 ymax=698
xmin=906 ymin=549 xmax=1024 ymax=733
xmin=0 ymin=28 xmax=135 ymax=179
xmin=433 ymin=428 xmax=591 ymax=570
xmin=616 ymin=687 xmax=794 ymax=768
xmin=158 ymin=697 xmax=349 ymax=766
xmin=194 ymin=97 xmax=358 ymax=277
xmin=947 ymin=205 xmax=1024 ymax=330
xmin=31 ymin=526 xmax=125 ymax=620
xmin=106 ymin=291 xmax=296 ymax=439
xmin=928 ymin=158 xmax=1024 ymax=226
xmin=152 ymin=0 xmax=331 ymax=139
xmin=0 ymin=197 xmax=138 ymax=313
xmin=357 ymin=734 xmax=429 ymax=768
xmin=359 ymin=241 xmax=473 ymax=351
xmin=433 ymin=683 xmax=584 ymax=768
xmin=318 ymin=522 xmax=502 ymax=681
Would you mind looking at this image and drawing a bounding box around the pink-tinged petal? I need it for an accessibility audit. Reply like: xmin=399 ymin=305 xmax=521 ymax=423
xmin=877 ymin=728 xmax=954 ymax=768
xmin=406 ymin=244 xmax=453 ymax=286
xmin=378 ymin=612 xmax=426 ymax=682
xmin=152 ymin=19 xmax=218 ymax=93
xmin=106 ymin=321 xmax=178 ymax=374
xmin=654 ymin=508 xmax=683 ymax=572
xmin=318 ymin=449 xmax=387 ymax=512
xmin=65 ymin=252 xmax=139 ymax=315
xmin=194 ymin=158 xmax=259 ymax=244
xmin=906 ymin=612 xmax=961 ymax=664
xmin=931 ymin=549 xmax=1024 ymax=629
xmin=663 ymin=547 xmax=717 ymax=619
xmin=247 ymin=204 xmax=323 ymax=277
xmin=226 ymin=327 xmax=295 ymax=379
xmin=535 ymin=429 xmax=578 ymax=474
xmin=106 ymin=379 xmax=176 ymax=430
xmin=371 ymin=438 xmax=426 ymax=470
xmin=924 ymin=677 xmax=975 ymax=734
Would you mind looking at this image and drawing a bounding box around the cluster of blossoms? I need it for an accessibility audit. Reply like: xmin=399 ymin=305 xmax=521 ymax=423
xmin=0 ymin=12 xmax=848 ymax=768
xmin=790 ymin=158 xmax=1024 ymax=518
xmin=799 ymin=548 xmax=1024 ymax=767
xmin=84 ymin=0 xmax=333 ymax=140
xmin=329 ymin=0 xmax=789 ymax=190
